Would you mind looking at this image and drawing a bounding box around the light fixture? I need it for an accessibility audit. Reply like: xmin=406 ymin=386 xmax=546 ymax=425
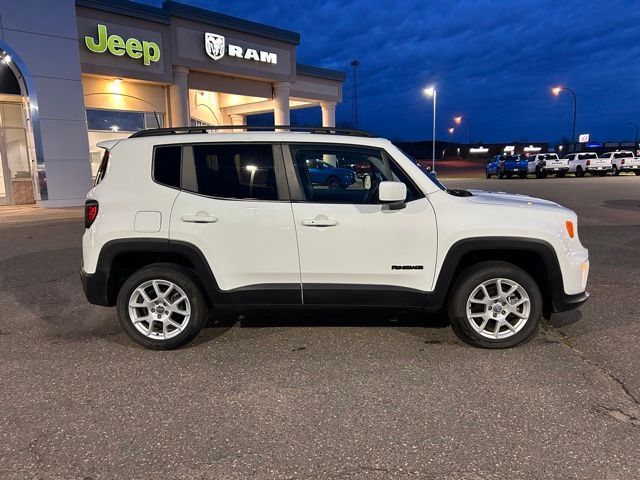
xmin=448 ymin=127 xmax=454 ymax=134
xmin=423 ymin=86 xmax=435 ymax=97
xmin=110 ymin=125 xmax=119 ymax=132
xmin=552 ymin=86 xmax=562 ymax=96
xmin=469 ymin=147 xmax=489 ymax=154
xmin=524 ymin=145 xmax=541 ymax=152
xmin=454 ymin=116 xmax=462 ymax=125
xmin=114 ymin=78 xmax=123 ymax=84
xmin=245 ymin=165 xmax=257 ymax=172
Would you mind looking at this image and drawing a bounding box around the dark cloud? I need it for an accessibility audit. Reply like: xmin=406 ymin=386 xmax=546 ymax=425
xmin=143 ymin=0 xmax=640 ymax=142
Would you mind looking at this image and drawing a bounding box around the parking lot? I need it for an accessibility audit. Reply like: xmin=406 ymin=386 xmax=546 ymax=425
xmin=1 ymin=175 xmax=639 ymax=479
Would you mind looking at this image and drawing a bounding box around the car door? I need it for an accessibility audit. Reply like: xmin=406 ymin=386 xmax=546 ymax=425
xmin=284 ymin=142 xmax=438 ymax=306
xmin=169 ymin=142 xmax=301 ymax=304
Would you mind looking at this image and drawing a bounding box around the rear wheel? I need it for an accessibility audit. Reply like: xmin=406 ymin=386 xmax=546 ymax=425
xmin=576 ymin=166 xmax=585 ymax=177
xmin=485 ymin=170 xmax=491 ymax=179
xmin=519 ymin=172 xmax=527 ymax=179
xmin=498 ymin=168 xmax=505 ymax=179
xmin=612 ymin=165 xmax=619 ymax=176
xmin=117 ymin=264 xmax=208 ymax=350
xmin=447 ymin=261 xmax=542 ymax=348
xmin=535 ymin=167 xmax=544 ymax=179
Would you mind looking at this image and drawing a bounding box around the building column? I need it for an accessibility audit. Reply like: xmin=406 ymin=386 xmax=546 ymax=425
xmin=321 ymin=101 xmax=337 ymax=128
xmin=230 ymin=114 xmax=246 ymax=132
xmin=169 ymin=66 xmax=190 ymax=127
xmin=273 ymin=82 xmax=291 ymax=128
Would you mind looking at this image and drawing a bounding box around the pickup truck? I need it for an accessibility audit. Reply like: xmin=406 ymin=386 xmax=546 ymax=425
xmin=486 ymin=155 xmax=528 ymax=179
xmin=600 ymin=151 xmax=640 ymax=176
xmin=564 ymin=152 xmax=611 ymax=177
xmin=527 ymin=153 xmax=569 ymax=178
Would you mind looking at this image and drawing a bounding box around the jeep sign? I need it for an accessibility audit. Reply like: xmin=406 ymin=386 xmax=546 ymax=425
xmin=85 ymin=24 xmax=160 ymax=66
xmin=204 ymin=33 xmax=278 ymax=64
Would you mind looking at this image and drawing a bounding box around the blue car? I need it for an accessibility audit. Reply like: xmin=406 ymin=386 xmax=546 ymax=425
xmin=486 ymin=154 xmax=528 ymax=179
xmin=306 ymin=159 xmax=357 ymax=189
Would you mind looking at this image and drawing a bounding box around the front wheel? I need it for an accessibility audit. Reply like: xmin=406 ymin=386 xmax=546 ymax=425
xmin=447 ymin=261 xmax=542 ymax=348
xmin=326 ymin=176 xmax=341 ymax=189
xmin=117 ymin=264 xmax=208 ymax=350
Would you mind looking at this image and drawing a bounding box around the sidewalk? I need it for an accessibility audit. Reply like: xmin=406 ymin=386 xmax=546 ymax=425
xmin=0 ymin=204 xmax=83 ymax=224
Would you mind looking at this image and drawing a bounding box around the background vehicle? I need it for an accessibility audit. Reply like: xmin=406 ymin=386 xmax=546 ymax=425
xmin=81 ymin=127 xmax=589 ymax=351
xmin=306 ymin=158 xmax=356 ymax=189
xmin=486 ymin=154 xmax=528 ymax=179
xmin=600 ymin=151 xmax=640 ymax=176
xmin=527 ymin=153 xmax=569 ymax=178
xmin=564 ymin=152 xmax=610 ymax=177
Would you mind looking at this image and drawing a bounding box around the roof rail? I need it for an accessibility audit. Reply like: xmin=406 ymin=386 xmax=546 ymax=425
xmin=128 ymin=125 xmax=375 ymax=138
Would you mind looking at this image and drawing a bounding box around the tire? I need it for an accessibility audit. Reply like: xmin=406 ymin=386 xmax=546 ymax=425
xmin=519 ymin=172 xmax=527 ymax=179
xmin=535 ymin=167 xmax=543 ymax=179
xmin=598 ymin=171 xmax=606 ymax=177
xmin=635 ymin=171 xmax=640 ymax=176
xmin=556 ymin=172 xmax=566 ymax=178
xmin=612 ymin=165 xmax=619 ymax=176
xmin=486 ymin=170 xmax=491 ymax=179
xmin=498 ymin=169 xmax=505 ymax=179
xmin=506 ymin=172 xmax=513 ymax=179
xmin=116 ymin=264 xmax=208 ymax=350
xmin=576 ymin=166 xmax=585 ymax=177
xmin=447 ymin=261 xmax=543 ymax=349
xmin=326 ymin=176 xmax=341 ymax=189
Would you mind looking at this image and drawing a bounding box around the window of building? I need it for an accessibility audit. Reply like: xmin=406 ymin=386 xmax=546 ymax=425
xmin=289 ymin=144 xmax=421 ymax=204
xmin=86 ymin=109 xmax=164 ymax=132
xmin=183 ymin=144 xmax=277 ymax=200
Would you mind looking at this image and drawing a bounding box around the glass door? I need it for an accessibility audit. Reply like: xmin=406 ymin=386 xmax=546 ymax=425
xmin=0 ymin=102 xmax=35 ymax=205
xmin=0 ymin=145 xmax=8 ymax=205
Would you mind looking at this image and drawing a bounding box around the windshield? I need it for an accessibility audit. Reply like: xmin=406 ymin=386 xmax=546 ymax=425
xmin=579 ymin=153 xmax=597 ymax=160
xmin=397 ymin=147 xmax=446 ymax=190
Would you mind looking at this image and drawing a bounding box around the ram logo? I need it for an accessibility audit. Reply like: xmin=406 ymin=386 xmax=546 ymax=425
xmin=205 ymin=33 xmax=225 ymax=61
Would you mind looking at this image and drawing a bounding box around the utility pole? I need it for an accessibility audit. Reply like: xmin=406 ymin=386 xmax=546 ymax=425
xmin=350 ymin=60 xmax=360 ymax=129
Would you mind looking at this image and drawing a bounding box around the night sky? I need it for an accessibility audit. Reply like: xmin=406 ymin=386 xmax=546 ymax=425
xmin=144 ymin=0 xmax=640 ymax=143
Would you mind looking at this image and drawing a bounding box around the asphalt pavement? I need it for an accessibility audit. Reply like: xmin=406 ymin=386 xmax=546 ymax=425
xmin=1 ymin=175 xmax=639 ymax=479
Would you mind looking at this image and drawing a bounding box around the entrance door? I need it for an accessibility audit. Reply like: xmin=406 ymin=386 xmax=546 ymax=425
xmin=285 ymin=143 xmax=438 ymax=306
xmin=0 ymin=101 xmax=34 ymax=205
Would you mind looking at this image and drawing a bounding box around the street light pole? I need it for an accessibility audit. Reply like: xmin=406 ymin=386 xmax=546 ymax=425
xmin=424 ymin=86 xmax=437 ymax=173
xmin=454 ymin=116 xmax=472 ymax=158
xmin=552 ymin=86 xmax=577 ymax=149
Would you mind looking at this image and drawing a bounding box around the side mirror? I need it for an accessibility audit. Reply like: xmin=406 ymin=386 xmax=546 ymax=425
xmin=379 ymin=181 xmax=407 ymax=210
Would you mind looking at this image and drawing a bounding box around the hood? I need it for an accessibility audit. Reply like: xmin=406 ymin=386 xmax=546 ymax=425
xmin=466 ymin=189 xmax=567 ymax=211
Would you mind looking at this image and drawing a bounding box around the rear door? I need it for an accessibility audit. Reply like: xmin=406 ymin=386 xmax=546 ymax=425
xmin=169 ymin=142 xmax=301 ymax=304
xmin=284 ymin=142 xmax=437 ymax=306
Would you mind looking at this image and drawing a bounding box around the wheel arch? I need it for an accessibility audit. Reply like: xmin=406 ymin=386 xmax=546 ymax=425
xmin=429 ymin=237 xmax=564 ymax=316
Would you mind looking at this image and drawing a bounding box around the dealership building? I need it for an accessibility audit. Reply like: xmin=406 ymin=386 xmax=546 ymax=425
xmin=0 ymin=0 xmax=345 ymax=206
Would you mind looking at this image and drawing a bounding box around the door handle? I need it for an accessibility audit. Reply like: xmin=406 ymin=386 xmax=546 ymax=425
xmin=301 ymin=217 xmax=337 ymax=227
xmin=181 ymin=212 xmax=218 ymax=223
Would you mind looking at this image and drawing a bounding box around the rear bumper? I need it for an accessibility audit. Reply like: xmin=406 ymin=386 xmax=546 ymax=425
xmin=585 ymin=166 xmax=611 ymax=172
xmin=552 ymin=291 xmax=589 ymax=313
xmin=543 ymin=167 xmax=569 ymax=173
xmin=620 ymin=165 xmax=640 ymax=171
xmin=80 ymin=268 xmax=112 ymax=307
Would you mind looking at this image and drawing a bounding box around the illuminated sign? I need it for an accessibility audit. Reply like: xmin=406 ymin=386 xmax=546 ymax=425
xmin=85 ymin=24 xmax=160 ymax=66
xmin=503 ymin=145 xmax=515 ymax=153
xmin=205 ymin=33 xmax=278 ymax=64
xmin=470 ymin=147 xmax=489 ymax=154
xmin=579 ymin=133 xmax=590 ymax=143
xmin=524 ymin=145 xmax=542 ymax=152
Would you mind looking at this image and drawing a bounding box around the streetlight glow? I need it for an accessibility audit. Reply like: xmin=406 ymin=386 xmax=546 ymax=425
xmin=448 ymin=127 xmax=454 ymax=134
xmin=423 ymin=86 xmax=435 ymax=97
xmin=552 ymin=86 xmax=562 ymax=96
xmin=423 ymin=85 xmax=437 ymax=173
xmin=454 ymin=115 xmax=462 ymax=125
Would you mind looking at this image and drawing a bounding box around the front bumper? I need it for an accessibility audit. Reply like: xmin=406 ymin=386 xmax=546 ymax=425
xmin=552 ymin=291 xmax=589 ymax=313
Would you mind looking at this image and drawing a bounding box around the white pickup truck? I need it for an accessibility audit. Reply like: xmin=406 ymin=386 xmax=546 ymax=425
xmin=564 ymin=152 xmax=611 ymax=177
xmin=599 ymin=151 xmax=640 ymax=176
xmin=527 ymin=153 xmax=569 ymax=178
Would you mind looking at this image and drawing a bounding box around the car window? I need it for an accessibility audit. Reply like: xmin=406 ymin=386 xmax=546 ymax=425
xmin=153 ymin=145 xmax=181 ymax=189
xmin=289 ymin=144 xmax=421 ymax=205
xmin=614 ymin=152 xmax=632 ymax=158
xmin=578 ymin=153 xmax=596 ymax=160
xmin=183 ymin=144 xmax=278 ymax=200
xmin=599 ymin=153 xmax=610 ymax=158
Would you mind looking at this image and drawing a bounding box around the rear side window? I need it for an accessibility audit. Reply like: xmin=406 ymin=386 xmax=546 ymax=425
xmin=153 ymin=146 xmax=182 ymax=189
xmin=184 ymin=144 xmax=277 ymax=200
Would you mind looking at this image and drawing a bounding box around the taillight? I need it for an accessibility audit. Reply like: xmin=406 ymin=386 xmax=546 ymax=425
xmin=621 ymin=159 xmax=626 ymax=165
xmin=85 ymin=200 xmax=99 ymax=228
xmin=586 ymin=160 xmax=591 ymax=166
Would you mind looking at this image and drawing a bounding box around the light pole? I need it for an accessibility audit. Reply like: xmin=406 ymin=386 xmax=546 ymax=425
xmin=629 ymin=122 xmax=638 ymax=145
xmin=552 ymin=86 xmax=577 ymax=149
xmin=424 ymin=86 xmax=437 ymax=173
xmin=454 ymin=115 xmax=471 ymax=159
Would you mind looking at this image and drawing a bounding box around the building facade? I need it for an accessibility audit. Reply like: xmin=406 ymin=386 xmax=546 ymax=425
xmin=0 ymin=0 xmax=345 ymax=207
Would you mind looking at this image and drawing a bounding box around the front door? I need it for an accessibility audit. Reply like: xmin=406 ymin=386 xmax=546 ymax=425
xmin=285 ymin=143 xmax=438 ymax=306
xmin=169 ymin=142 xmax=301 ymax=304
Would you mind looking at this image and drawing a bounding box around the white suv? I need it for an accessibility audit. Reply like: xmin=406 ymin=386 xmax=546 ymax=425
xmin=599 ymin=151 xmax=640 ymax=176
xmin=564 ymin=152 xmax=611 ymax=176
xmin=526 ymin=153 xmax=569 ymax=178
xmin=81 ymin=127 xmax=590 ymax=350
